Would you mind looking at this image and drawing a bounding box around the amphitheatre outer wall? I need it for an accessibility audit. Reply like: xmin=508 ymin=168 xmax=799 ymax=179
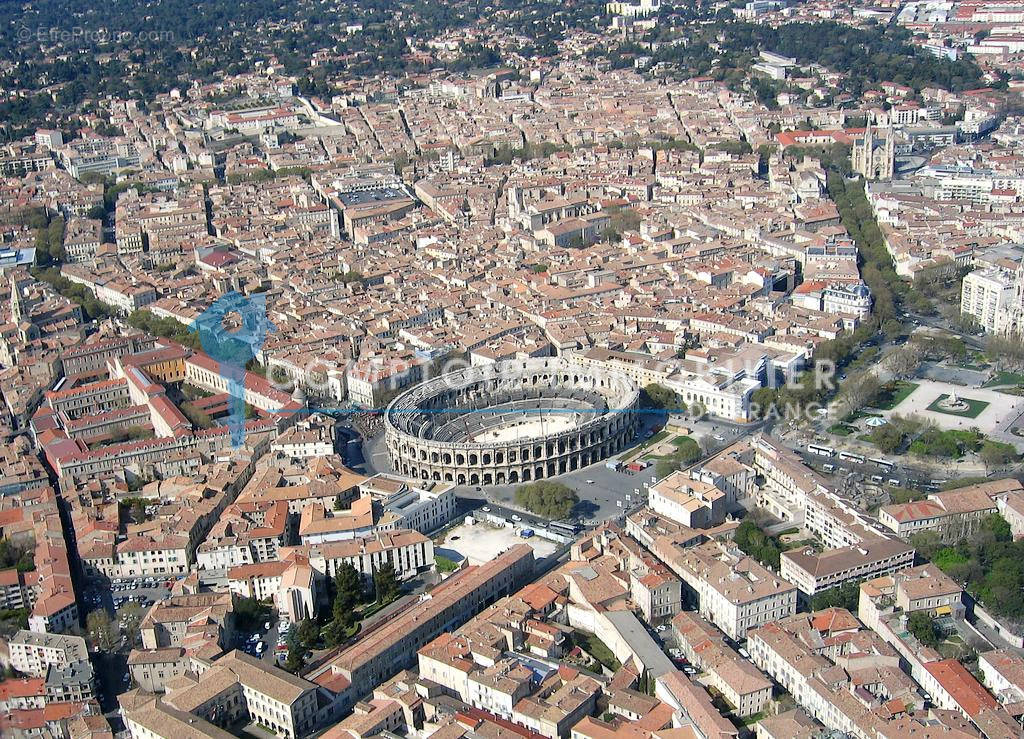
xmin=384 ymin=357 xmax=641 ymax=486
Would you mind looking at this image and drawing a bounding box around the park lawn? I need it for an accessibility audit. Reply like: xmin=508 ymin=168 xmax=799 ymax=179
xmin=844 ymin=410 xmax=882 ymax=422
xmin=643 ymin=435 xmax=696 ymax=461
xmin=872 ymin=381 xmax=919 ymax=410
xmin=983 ymin=371 xmax=1024 ymax=388
xmin=828 ymin=423 xmax=855 ymax=436
xmin=926 ymin=394 xmax=989 ymax=419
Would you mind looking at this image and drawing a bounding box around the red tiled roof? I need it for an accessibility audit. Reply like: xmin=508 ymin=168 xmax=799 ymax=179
xmin=925 ymin=659 xmax=997 ymax=717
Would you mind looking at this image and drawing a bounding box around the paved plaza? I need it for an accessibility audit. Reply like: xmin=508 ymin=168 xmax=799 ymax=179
xmin=437 ymin=521 xmax=558 ymax=567
xmin=883 ymin=379 xmax=1024 ymax=437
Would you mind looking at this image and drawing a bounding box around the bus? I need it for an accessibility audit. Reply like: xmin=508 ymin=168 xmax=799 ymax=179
xmin=839 ymin=451 xmax=865 ymax=463
xmin=870 ymin=457 xmax=895 ymax=472
xmin=807 ymin=444 xmax=835 ymax=457
xmin=550 ymin=521 xmax=579 ymax=536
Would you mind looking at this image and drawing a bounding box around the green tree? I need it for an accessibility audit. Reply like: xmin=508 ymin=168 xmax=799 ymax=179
xmin=514 ymin=481 xmax=578 ymax=519
xmin=294 ymin=618 xmax=319 ymax=647
xmin=119 ymin=602 xmax=144 ymax=648
xmin=284 ymin=643 xmax=305 ymax=673
xmin=86 ymin=609 xmax=118 ymax=651
xmin=907 ymin=611 xmax=942 ymax=649
xmin=332 ymin=562 xmax=363 ymax=629
xmin=810 ymin=580 xmax=861 ymax=611
xmin=640 ymin=383 xmax=679 ymax=410
xmin=373 ymin=562 xmax=401 ymax=604
xmin=980 ymin=512 xmax=1012 ymax=543
xmin=435 ymin=555 xmax=459 ymax=573
xmin=654 ymin=437 xmax=703 ymax=478
xmin=734 ymin=520 xmax=782 ymax=570
xmin=0 ymin=538 xmax=34 ymax=572
xmin=980 ymin=440 xmax=1017 ymax=471
xmin=233 ymin=597 xmax=271 ymax=632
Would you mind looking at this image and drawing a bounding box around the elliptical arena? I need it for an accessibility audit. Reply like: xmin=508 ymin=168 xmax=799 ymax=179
xmin=384 ymin=358 xmax=641 ymax=485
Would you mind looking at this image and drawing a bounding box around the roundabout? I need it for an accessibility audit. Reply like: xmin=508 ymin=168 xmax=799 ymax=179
xmin=383 ymin=357 xmax=641 ymax=485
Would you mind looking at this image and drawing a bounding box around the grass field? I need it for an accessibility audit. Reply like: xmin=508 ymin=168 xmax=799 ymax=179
xmin=872 ymin=381 xmax=919 ymax=410
xmin=926 ymin=394 xmax=989 ymax=419
xmin=984 ymin=371 xmax=1024 ymax=388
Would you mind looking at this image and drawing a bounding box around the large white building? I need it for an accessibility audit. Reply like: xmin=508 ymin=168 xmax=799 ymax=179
xmin=360 ymin=474 xmax=457 ymax=534
xmin=961 ymin=268 xmax=1017 ymax=333
xmin=8 ymin=630 xmax=89 ymax=677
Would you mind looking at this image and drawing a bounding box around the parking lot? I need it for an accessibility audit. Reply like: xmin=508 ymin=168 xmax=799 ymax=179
xmin=234 ymin=616 xmax=285 ymax=665
xmin=82 ymin=575 xmax=177 ymax=615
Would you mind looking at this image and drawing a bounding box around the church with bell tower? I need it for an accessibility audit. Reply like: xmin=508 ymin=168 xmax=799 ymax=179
xmin=851 ymin=125 xmax=895 ymax=181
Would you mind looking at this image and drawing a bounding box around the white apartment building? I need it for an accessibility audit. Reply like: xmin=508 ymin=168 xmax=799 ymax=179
xmin=110 ymin=534 xmax=191 ymax=578
xmin=361 ymin=474 xmax=457 ymax=534
xmin=979 ymin=650 xmax=1024 ymax=709
xmin=126 ymin=651 xmax=321 ymax=739
xmin=467 ymin=663 xmax=534 ymax=719
xmin=270 ymin=423 xmax=335 ymax=459
xmin=197 ymin=540 xmax=258 ymax=571
xmin=961 ymin=268 xmax=1016 ymax=333
xmin=8 ymin=630 xmax=89 ymax=676
xmin=63 ymin=218 xmax=102 ymax=263
xmin=822 ymin=283 xmax=872 ymax=320
xmin=752 ymin=434 xmax=820 ymax=523
xmin=345 ymin=356 xmax=424 ymax=408
xmin=304 ymin=529 xmax=434 ymax=582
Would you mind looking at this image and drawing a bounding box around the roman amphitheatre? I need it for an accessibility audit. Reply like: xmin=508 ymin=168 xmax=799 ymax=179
xmin=383 ymin=357 xmax=641 ymax=486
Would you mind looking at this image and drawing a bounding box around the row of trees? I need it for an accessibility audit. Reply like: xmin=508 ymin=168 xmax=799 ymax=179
xmin=32 ymin=267 xmax=112 ymax=322
xmin=750 ymin=324 xmax=878 ymax=420
xmin=126 ymin=310 xmax=201 ymax=350
xmin=864 ymin=413 xmax=1018 ymax=467
xmin=34 ymin=216 xmax=65 ymax=265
